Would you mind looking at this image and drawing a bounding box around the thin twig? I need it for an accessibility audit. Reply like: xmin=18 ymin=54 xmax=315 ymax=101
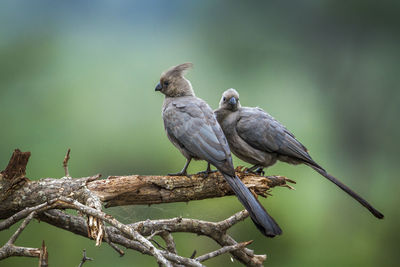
xmin=8 ymin=212 xmax=36 ymax=244
xmin=38 ymin=240 xmax=48 ymax=267
xmin=195 ymin=241 xmax=252 ymax=262
xmin=38 ymin=209 xmax=266 ymax=266
xmin=103 ymin=235 xmax=125 ymax=257
xmin=159 ymin=231 xmax=177 ymax=254
xmin=160 ymin=251 xmax=204 ymax=267
xmin=190 ymin=250 xmax=197 ymax=259
xmin=78 ymin=249 xmax=93 ymax=267
xmin=56 ymin=197 xmax=172 ymax=267
xmin=151 ymin=239 xmax=165 ymax=250
xmin=127 ymin=210 xmax=265 ymax=266
xmin=146 ymin=230 xmax=164 ymax=240
xmin=63 ymin=148 xmax=71 ymax=177
xmin=0 ymin=212 xmax=41 ymax=260
xmin=0 ymin=199 xmax=58 ymax=230
xmin=217 ymin=210 xmax=249 ymax=231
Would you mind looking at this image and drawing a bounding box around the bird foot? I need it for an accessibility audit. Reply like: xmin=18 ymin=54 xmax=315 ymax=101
xmin=196 ymin=169 xmax=217 ymax=178
xmin=168 ymin=171 xmax=191 ymax=178
xmin=255 ymin=167 xmax=265 ymax=176
xmin=245 ymin=167 xmax=265 ymax=176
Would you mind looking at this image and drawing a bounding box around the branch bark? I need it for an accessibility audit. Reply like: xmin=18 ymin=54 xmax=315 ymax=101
xmin=0 ymin=149 xmax=295 ymax=266
xmin=1 ymin=168 xmax=292 ymax=218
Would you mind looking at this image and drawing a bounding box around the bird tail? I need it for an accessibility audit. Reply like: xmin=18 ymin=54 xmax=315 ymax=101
xmin=222 ymin=173 xmax=282 ymax=237
xmin=306 ymin=163 xmax=384 ymax=219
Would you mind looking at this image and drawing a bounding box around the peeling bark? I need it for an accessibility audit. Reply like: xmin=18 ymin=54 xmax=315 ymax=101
xmin=1 ymin=169 xmax=292 ymax=219
xmin=0 ymin=149 xmax=295 ymax=266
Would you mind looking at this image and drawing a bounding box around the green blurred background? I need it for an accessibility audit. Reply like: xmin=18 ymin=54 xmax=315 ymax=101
xmin=1 ymin=1 xmax=399 ymax=266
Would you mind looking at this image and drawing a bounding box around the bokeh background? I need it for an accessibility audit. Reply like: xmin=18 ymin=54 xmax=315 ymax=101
xmin=1 ymin=1 xmax=399 ymax=266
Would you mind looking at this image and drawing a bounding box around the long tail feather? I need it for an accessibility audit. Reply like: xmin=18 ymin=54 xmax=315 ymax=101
xmin=307 ymin=163 xmax=384 ymax=219
xmin=222 ymin=173 xmax=282 ymax=237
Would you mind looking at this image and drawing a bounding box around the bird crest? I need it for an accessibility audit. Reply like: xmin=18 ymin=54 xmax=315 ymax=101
xmin=164 ymin=62 xmax=193 ymax=78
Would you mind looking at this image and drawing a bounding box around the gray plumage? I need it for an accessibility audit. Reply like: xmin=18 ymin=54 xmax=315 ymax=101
xmin=155 ymin=64 xmax=282 ymax=237
xmin=215 ymin=88 xmax=384 ymax=219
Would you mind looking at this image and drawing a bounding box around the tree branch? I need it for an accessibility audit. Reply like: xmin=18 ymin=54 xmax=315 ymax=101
xmin=195 ymin=241 xmax=252 ymax=262
xmin=89 ymin=167 xmax=293 ymax=207
xmin=1 ymin=168 xmax=293 ymax=218
xmin=0 ymin=149 xmax=295 ymax=266
xmin=57 ymin=196 xmax=172 ymax=267
xmin=0 ymin=212 xmax=43 ymax=261
xmin=38 ymin=209 xmax=261 ymax=266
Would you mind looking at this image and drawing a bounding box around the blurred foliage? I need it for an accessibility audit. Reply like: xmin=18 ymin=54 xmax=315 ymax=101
xmin=0 ymin=1 xmax=399 ymax=266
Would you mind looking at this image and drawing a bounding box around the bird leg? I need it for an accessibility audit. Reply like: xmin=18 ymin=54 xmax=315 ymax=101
xmin=168 ymin=159 xmax=192 ymax=177
xmin=196 ymin=162 xmax=217 ymax=178
xmin=246 ymin=165 xmax=265 ymax=175
xmin=255 ymin=167 xmax=265 ymax=176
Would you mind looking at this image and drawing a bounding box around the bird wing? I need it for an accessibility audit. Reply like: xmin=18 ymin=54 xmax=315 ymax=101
xmin=163 ymin=97 xmax=232 ymax=169
xmin=236 ymin=107 xmax=315 ymax=164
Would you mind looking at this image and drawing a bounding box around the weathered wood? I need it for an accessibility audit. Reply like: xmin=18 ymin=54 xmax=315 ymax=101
xmin=89 ymin=169 xmax=290 ymax=207
xmin=0 ymin=169 xmax=291 ymax=219
xmin=0 ymin=149 xmax=295 ymax=266
xmin=0 ymin=149 xmax=30 ymax=180
xmin=0 ymin=176 xmax=99 ymax=219
xmin=0 ymin=149 xmax=31 ymax=203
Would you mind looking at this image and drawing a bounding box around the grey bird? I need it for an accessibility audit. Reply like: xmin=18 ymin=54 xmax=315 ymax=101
xmin=215 ymin=88 xmax=384 ymax=219
xmin=155 ymin=63 xmax=282 ymax=237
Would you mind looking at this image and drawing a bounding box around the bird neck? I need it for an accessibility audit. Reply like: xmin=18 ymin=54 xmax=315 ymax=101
xmin=214 ymin=108 xmax=232 ymax=123
xmin=177 ymin=79 xmax=195 ymax=97
xmin=165 ymin=78 xmax=195 ymax=97
xmin=176 ymin=89 xmax=195 ymax=97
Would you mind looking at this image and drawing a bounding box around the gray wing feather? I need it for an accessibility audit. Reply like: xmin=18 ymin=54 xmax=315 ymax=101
xmin=236 ymin=108 xmax=314 ymax=164
xmin=164 ymin=99 xmax=230 ymax=166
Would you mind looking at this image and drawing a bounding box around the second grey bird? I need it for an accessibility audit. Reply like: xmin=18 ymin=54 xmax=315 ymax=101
xmin=155 ymin=63 xmax=282 ymax=237
xmin=215 ymin=88 xmax=384 ymax=219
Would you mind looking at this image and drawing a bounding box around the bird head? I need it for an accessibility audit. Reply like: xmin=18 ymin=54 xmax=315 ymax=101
xmin=219 ymin=88 xmax=240 ymax=111
xmin=155 ymin=63 xmax=195 ymax=97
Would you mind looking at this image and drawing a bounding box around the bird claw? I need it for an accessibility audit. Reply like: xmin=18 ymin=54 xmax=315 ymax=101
xmin=244 ymin=167 xmax=265 ymax=176
xmin=168 ymin=171 xmax=191 ymax=178
xmin=196 ymin=169 xmax=217 ymax=178
xmin=255 ymin=167 xmax=265 ymax=176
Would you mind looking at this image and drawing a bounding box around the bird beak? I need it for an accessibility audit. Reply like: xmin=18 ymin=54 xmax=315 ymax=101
xmin=155 ymin=82 xmax=162 ymax=91
xmin=228 ymin=97 xmax=236 ymax=106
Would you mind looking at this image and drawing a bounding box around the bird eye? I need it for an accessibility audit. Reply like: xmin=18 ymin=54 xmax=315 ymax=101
xmin=223 ymin=97 xmax=226 ymax=101
xmin=163 ymin=81 xmax=169 ymax=87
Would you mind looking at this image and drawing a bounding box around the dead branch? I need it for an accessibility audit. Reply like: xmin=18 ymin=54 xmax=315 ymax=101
xmin=127 ymin=210 xmax=266 ymax=266
xmin=89 ymin=169 xmax=293 ymax=208
xmin=159 ymin=231 xmax=177 ymax=254
xmin=63 ymin=148 xmax=71 ymax=177
xmin=195 ymin=241 xmax=252 ymax=262
xmin=38 ymin=209 xmax=260 ymax=266
xmin=0 ymin=199 xmax=58 ymax=231
xmin=0 ymin=149 xmax=295 ymax=266
xmin=0 ymin=168 xmax=292 ymax=218
xmin=0 ymin=212 xmax=42 ymax=261
xmin=39 ymin=241 xmax=48 ymax=267
xmin=57 ymin=196 xmax=172 ymax=266
xmin=0 ymin=149 xmax=30 ymax=203
xmin=78 ymin=249 xmax=93 ymax=267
